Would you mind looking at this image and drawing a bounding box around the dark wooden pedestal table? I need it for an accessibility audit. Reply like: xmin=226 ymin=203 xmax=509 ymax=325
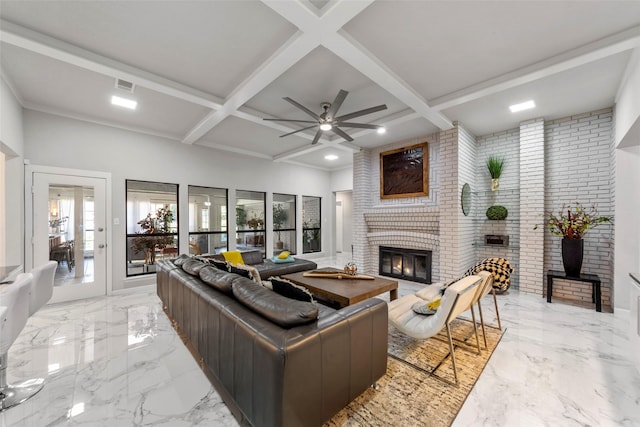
xmin=546 ymin=270 xmax=602 ymax=312
xmin=282 ymin=267 xmax=398 ymax=309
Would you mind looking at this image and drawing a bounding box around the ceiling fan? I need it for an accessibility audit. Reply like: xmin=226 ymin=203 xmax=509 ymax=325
xmin=264 ymin=89 xmax=387 ymax=145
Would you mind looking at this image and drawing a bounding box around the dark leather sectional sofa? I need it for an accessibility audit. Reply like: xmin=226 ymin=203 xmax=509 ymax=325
xmin=156 ymin=257 xmax=388 ymax=427
xmin=206 ymin=249 xmax=318 ymax=280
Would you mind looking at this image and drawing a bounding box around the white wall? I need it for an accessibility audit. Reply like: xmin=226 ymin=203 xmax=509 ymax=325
xmin=1 ymin=76 xmax=25 ymax=267
xmin=614 ymin=47 xmax=640 ymax=310
xmin=614 ymin=145 xmax=640 ymax=310
xmin=615 ymin=48 xmax=640 ymax=147
xmin=330 ymin=167 xmax=353 ymax=192
xmin=23 ymin=110 xmax=333 ymax=290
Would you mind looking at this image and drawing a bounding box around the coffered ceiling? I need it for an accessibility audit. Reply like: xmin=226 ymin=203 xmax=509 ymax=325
xmin=1 ymin=1 xmax=639 ymax=170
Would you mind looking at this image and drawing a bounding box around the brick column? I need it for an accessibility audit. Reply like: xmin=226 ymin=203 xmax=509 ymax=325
xmin=519 ymin=118 xmax=545 ymax=294
xmin=439 ymin=126 xmax=460 ymax=279
xmin=352 ymin=149 xmax=373 ymax=273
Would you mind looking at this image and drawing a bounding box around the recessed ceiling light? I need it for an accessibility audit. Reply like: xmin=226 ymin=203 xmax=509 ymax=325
xmin=111 ymin=95 xmax=137 ymax=110
xmin=377 ymin=127 xmax=386 ymax=134
xmin=509 ymin=100 xmax=535 ymax=113
xmin=324 ymin=154 xmax=339 ymax=161
xmin=320 ymin=123 xmax=332 ymax=131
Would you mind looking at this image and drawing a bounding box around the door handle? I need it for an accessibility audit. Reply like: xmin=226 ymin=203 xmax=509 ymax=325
xmin=98 ymin=227 xmax=104 ymax=232
xmin=98 ymin=244 xmax=105 ymax=249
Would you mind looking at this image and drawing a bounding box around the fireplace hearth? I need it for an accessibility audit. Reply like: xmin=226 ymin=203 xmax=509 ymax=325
xmin=379 ymin=246 xmax=432 ymax=284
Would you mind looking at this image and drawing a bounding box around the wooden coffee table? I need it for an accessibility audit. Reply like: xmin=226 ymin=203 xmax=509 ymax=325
xmin=282 ymin=267 xmax=398 ymax=308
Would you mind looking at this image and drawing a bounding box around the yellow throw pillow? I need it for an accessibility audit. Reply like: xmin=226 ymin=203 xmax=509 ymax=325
xmin=222 ymin=250 xmax=244 ymax=265
xmin=427 ymin=298 xmax=441 ymax=310
xmin=277 ymin=251 xmax=291 ymax=259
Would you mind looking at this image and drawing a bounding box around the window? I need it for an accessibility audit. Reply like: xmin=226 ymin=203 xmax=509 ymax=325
xmin=302 ymin=196 xmax=321 ymax=253
xmin=236 ymin=190 xmax=266 ymax=258
xmin=273 ymin=193 xmax=296 ymax=255
xmin=189 ymin=186 xmax=228 ymax=256
xmin=126 ymin=180 xmax=178 ymax=276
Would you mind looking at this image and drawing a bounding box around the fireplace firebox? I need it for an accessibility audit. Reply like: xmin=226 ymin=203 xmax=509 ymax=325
xmin=379 ymin=246 xmax=432 ymax=284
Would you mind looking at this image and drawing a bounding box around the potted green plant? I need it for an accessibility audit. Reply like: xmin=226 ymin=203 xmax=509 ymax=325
xmin=486 ymin=156 xmax=505 ymax=191
xmin=132 ymin=205 xmax=174 ymax=269
xmin=535 ymin=203 xmax=611 ymax=277
xmin=235 ymin=206 xmax=247 ymax=243
xmin=272 ymin=204 xmax=288 ymax=250
xmin=486 ymin=205 xmax=508 ymax=220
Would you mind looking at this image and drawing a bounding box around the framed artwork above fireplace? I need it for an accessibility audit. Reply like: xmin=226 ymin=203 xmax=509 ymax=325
xmin=380 ymin=142 xmax=428 ymax=199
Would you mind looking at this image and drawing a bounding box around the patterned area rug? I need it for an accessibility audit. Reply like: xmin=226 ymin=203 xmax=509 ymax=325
xmin=325 ymin=319 xmax=505 ymax=426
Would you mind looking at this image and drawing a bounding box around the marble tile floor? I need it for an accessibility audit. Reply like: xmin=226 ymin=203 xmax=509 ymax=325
xmin=1 ymin=255 xmax=639 ymax=426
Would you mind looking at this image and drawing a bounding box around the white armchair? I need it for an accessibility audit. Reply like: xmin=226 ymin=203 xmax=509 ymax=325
xmin=388 ymin=275 xmax=483 ymax=384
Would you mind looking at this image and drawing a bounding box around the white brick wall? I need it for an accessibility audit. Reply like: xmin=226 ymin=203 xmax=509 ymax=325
xmin=352 ymin=135 xmax=442 ymax=278
xmin=519 ymin=118 xmax=545 ymax=295
xmin=458 ymin=125 xmax=477 ymax=275
xmin=543 ymin=109 xmax=614 ymax=308
xmin=475 ymin=127 xmax=521 ymax=288
xmin=439 ymin=126 xmax=459 ymax=280
xmin=352 ymin=149 xmax=373 ymax=272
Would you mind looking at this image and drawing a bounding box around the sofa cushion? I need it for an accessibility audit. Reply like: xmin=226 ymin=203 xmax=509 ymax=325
xmin=240 ymin=249 xmax=263 ymax=265
xmin=269 ymin=277 xmax=315 ymax=303
xmin=182 ymin=258 xmax=206 ymax=276
xmin=199 ymin=265 xmax=234 ymax=294
xmin=173 ymin=254 xmax=191 ymax=266
xmin=233 ymin=280 xmax=318 ymax=328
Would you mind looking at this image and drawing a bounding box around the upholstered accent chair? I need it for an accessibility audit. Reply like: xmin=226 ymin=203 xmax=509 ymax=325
xmin=388 ymin=275 xmax=483 ymax=384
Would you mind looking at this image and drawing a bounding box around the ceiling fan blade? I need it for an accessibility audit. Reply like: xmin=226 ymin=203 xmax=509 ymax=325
xmin=311 ymin=129 xmax=323 ymax=145
xmin=331 ymin=127 xmax=354 ymax=142
xmin=283 ymin=97 xmax=321 ymax=120
xmin=337 ymin=122 xmax=380 ymax=129
xmin=264 ymin=118 xmax=317 ymax=123
xmin=280 ymin=124 xmax=318 ymax=138
xmin=327 ymin=89 xmax=348 ymax=118
xmin=335 ymin=104 xmax=387 ymax=122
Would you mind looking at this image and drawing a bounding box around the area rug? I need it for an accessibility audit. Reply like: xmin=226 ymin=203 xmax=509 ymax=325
xmin=325 ymin=319 xmax=505 ymax=426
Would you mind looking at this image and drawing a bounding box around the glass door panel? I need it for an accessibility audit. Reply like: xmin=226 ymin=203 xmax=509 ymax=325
xmin=34 ymin=173 xmax=107 ymax=303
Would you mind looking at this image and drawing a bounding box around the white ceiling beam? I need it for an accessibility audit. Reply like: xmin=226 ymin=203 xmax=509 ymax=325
xmin=430 ymin=25 xmax=640 ymax=111
xmin=324 ymin=30 xmax=453 ymax=130
xmin=0 ymin=19 xmax=223 ymax=110
xmin=182 ymin=31 xmax=319 ymax=144
xmin=183 ymin=0 xmax=377 ymax=146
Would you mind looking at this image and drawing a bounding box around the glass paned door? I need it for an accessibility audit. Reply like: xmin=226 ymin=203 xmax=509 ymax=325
xmin=33 ymin=173 xmax=107 ymax=303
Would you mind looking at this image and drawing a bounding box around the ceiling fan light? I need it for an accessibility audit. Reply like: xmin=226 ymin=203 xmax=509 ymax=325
xmin=377 ymin=126 xmax=386 ymax=134
xmin=320 ymin=123 xmax=332 ymax=131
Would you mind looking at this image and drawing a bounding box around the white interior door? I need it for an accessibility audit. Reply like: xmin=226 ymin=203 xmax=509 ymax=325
xmin=33 ymin=172 xmax=107 ymax=303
